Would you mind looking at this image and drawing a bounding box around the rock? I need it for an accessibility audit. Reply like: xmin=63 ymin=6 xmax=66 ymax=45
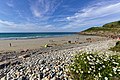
xmin=40 ymin=67 xmax=44 ymax=71
xmin=50 ymin=72 xmax=56 ymax=78
xmin=0 ymin=61 xmax=10 ymax=69
xmin=39 ymin=72 xmax=43 ymax=79
xmin=43 ymin=69 xmax=46 ymax=73
xmin=18 ymin=54 xmax=30 ymax=59
xmin=18 ymin=76 xmax=23 ymax=80
xmin=47 ymin=75 xmax=51 ymax=79
xmin=59 ymin=71 xmax=63 ymax=75
xmin=51 ymin=69 xmax=55 ymax=72
xmin=68 ymin=41 xmax=71 ymax=44
xmin=23 ymin=54 xmax=30 ymax=58
xmin=0 ymin=76 xmax=6 ymax=80
xmin=42 ymin=77 xmax=49 ymax=80
xmin=51 ymin=77 xmax=56 ymax=80
xmin=20 ymin=50 xmax=25 ymax=53
xmin=60 ymin=75 xmax=64 ymax=80
xmin=15 ymin=71 xmax=20 ymax=78
xmin=11 ymin=60 xmax=21 ymax=66
xmin=43 ymin=72 xmax=49 ymax=78
xmin=46 ymin=67 xmax=49 ymax=72
xmin=44 ymin=44 xmax=48 ymax=48
xmin=41 ymin=60 xmax=46 ymax=64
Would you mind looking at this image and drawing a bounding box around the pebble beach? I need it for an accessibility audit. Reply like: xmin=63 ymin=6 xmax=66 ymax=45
xmin=0 ymin=35 xmax=118 ymax=80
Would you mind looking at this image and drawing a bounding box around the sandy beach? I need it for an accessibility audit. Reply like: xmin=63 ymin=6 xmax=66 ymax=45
xmin=0 ymin=35 xmax=106 ymax=52
xmin=0 ymin=35 xmax=116 ymax=79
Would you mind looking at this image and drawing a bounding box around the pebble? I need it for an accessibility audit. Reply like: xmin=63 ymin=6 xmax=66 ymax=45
xmin=1 ymin=76 xmax=6 ymax=80
xmin=0 ymin=40 xmax=117 ymax=80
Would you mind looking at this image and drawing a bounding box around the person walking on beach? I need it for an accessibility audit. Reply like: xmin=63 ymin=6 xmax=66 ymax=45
xmin=9 ymin=43 xmax=12 ymax=47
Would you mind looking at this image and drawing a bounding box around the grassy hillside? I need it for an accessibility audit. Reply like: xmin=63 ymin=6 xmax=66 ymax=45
xmin=103 ymin=21 xmax=120 ymax=28
xmin=80 ymin=21 xmax=120 ymax=37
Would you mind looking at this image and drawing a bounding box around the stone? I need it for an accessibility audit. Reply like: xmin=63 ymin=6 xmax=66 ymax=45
xmin=51 ymin=77 xmax=56 ymax=80
xmin=43 ymin=72 xmax=49 ymax=78
xmin=68 ymin=41 xmax=71 ymax=44
xmin=0 ymin=76 xmax=6 ymax=80
xmin=15 ymin=71 xmax=20 ymax=78
xmin=23 ymin=54 xmax=30 ymax=58
xmin=39 ymin=72 xmax=43 ymax=79
xmin=42 ymin=77 xmax=49 ymax=80
xmin=44 ymin=44 xmax=48 ymax=48
xmin=50 ymin=72 xmax=56 ymax=78
xmin=40 ymin=67 xmax=44 ymax=71
xmin=18 ymin=76 xmax=23 ymax=80
xmin=46 ymin=67 xmax=49 ymax=71
xmin=43 ymin=69 xmax=46 ymax=73
xmin=60 ymin=75 xmax=64 ymax=80
xmin=41 ymin=60 xmax=46 ymax=64
xmin=0 ymin=61 xmax=10 ymax=69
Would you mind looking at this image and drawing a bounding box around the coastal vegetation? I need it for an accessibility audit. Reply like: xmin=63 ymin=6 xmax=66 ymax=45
xmin=110 ymin=41 xmax=120 ymax=52
xmin=80 ymin=20 xmax=120 ymax=37
xmin=68 ymin=51 xmax=120 ymax=80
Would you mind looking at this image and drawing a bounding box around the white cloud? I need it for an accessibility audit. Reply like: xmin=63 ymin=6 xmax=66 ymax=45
xmin=6 ymin=0 xmax=14 ymax=8
xmin=31 ymin=7 xmax=41 ymax=17
xmin=0 ymin=19 xmax=75 ymax=32
xmin=29 ymin=0 xmax=62 ymax=18
xmin=67 ymin=2 xmax=120 ymax=21
xmin=63 ymin=2 xmax=120 ymax=30
xmin=0 ymin=20 xmax=56 ymax=32
xmin=2 ymin=0 xmax=120 ymax=32
xmin=0 ymin=20 xmax=16 ymax=27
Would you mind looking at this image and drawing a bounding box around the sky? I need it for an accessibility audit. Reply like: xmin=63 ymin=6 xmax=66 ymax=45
xmin=0 ymin=0 xmax=120 ymax=32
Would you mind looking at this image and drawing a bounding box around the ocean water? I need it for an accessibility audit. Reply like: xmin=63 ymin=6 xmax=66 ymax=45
xmin=0 ymin=32 xmax=77 ymax=40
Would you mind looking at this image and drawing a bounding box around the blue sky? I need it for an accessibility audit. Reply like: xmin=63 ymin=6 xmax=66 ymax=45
xmin=0 ymin=0 xmax=120 ymax=32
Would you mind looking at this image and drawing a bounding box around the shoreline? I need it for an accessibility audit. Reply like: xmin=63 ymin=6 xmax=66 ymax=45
xmin=0 ymin=38 xmax=117 ymax=79
xmin=0 ymin=34 xmax=101 ymax=40
xmin=0 ymin=32 xmax=77 ymax=40
xmin=0 ymin=34 xmax=118 ymax=79
xmin=0 ymin=34 xmax=76 ymax=40
xmin=0 ymin=34 xmax=106 ymax=53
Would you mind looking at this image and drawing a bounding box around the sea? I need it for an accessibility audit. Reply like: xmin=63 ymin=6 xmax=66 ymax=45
xmin=0 ymin=32 xmax=77 ymax=40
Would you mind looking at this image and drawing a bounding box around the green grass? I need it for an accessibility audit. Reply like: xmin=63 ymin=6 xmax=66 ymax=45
xmin=81 ymin=20 xmax=120 ymax=35
xmin=85 ymin=27 xmax=120 ymax=33
xmin=103 ymin=21 xmax=120 ymax=28
xmin=68 ymin=51 xmax=120 ymax=80
xmin=110 ymin=41 xmax=120 ymax=52
xmin=110 ymin=47 xmax=120 ymax=52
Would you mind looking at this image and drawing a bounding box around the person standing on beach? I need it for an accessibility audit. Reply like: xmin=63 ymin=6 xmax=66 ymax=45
xmin=9 ymin=43 xmax=12 ymax=47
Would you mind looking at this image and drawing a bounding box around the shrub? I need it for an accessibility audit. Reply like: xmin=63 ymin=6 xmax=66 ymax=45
xmin=69 ymin=52 xmax=120 ymax=80
xmin=110 ymin=41 xmax=120 ymax=52
xmin=116 ymin=41 xmax=120 ymax=46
